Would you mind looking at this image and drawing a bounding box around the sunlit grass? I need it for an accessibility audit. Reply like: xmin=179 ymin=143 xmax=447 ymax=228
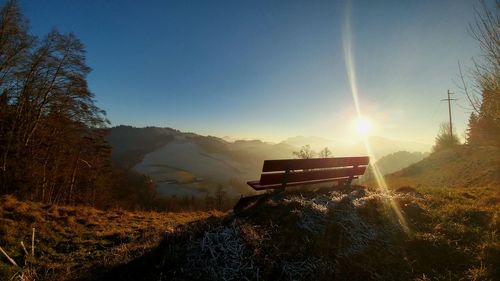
xmin=0 ymin=195 xmax=224 ymax=280
xmin=144 ymin=185 xmax=500 ymax=280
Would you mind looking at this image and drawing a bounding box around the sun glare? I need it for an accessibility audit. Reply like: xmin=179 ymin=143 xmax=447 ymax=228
xmin=343 ymin=1 xmax=409 ymax=235
xmin=355 ymin=118 xmax=371 ymax=135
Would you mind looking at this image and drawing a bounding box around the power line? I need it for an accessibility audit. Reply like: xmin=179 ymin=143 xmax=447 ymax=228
xmin=441 ymin=90 xmax=457 ymax=137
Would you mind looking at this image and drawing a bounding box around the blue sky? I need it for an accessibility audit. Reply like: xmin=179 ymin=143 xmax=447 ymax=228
xmin=19 ymin=0 xmax=483 ymax=143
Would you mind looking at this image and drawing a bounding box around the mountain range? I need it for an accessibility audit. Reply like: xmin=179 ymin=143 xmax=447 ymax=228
xmin=281 ymin=135 xmax=432 ymax=159
xmin=106 ymin=126 xmax=432 ymax=197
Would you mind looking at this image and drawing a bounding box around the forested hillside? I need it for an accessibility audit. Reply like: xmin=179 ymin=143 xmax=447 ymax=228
xmin=0 ymin=1 xmax=162 ymax=211
xmin=107 ymin=126 xmax=180 ymax=168
xmin=107 ymin=125 xmax=295 ymax=171
xmin=107 ymin=126 xmax=295 ymax=198
xmin=0 ymin=1 xmax=112 ymax=206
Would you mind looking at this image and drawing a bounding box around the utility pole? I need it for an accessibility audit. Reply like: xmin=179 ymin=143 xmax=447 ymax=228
xmin=441 ymin=90 xmax=457 ymax=138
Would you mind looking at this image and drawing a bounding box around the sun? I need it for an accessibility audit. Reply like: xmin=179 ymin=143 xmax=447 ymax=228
xmin=355 ymin=118 xmax=372 ymax=135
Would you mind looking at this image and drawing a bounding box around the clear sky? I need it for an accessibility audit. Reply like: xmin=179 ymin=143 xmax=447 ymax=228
xmin=19 ymin=0 xmax=484 ymax=144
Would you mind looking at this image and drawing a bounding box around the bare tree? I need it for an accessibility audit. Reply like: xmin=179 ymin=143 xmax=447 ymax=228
xmin=0 ymin=1 xmax=111 ymax=204
xmin=458 ymin=0 xmax=500 ymax=146
xmin=292 ymin=144 xmax=316 ymax=159
xmin=318 ymin=147 xmax=332 ymax=158
xmin=215 ymin=185 xmax=227 ymax=211
xmin=459 ymin=1 xmax=499 ymax=110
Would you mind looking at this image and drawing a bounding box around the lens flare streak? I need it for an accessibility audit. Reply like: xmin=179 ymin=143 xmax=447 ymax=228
xmin=342 ymin=2 xmax=410 ymax=234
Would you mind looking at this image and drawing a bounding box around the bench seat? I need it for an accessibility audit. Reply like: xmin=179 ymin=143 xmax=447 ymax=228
xmin=247 ymin=156 xmax=369 ymax=190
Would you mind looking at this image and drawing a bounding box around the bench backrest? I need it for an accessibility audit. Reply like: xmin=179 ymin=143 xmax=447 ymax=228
xmin=258 ymin=156 xmax=369 ymax=187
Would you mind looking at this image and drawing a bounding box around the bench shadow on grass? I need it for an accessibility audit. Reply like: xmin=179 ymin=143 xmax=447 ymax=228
xmin=79 ymin=214 xmax=228 ymax=281
xmin=81 ymin=192 xmax=280 ymax=281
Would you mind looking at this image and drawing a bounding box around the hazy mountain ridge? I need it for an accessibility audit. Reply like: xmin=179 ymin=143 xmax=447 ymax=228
xmin=107 ymin=126 xmax=433 ymax=197
xmin=107 ymin=126 xmax=295 ymax=197
xmin=362 ymin=151 xmax=430 ymax=182
xmin=281 ymin=135 xmax=431 ymax=159
xmin=107 ymin=125 xmax=182 ymax=168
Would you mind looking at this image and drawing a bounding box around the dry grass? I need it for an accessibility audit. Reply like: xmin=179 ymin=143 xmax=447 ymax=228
xmin=2 ymin=184 xmax=497 ymax=281
xmin=121 ymin=185 xmax=498 ymax=281
xmin=0 ymin=195 xmax=224 ymax=280
xmin=376 ymin=146 xmax=500 ymax=189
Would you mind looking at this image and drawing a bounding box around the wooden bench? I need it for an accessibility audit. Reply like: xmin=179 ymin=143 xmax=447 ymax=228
xmin=247 ymin=156 xmax=370 ymax=190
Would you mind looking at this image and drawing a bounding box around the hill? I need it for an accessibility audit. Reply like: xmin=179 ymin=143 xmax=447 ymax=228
xmin=86 ymin=185 xmax=499 ymax=281
xmin=383 ymin=146 xmax=500 ymax=188
xmin=362 ymin=151 xmax=429 ymax=182
xmin=106 ymin=126 xmax=183 ymax=168
xmin=107 ymin=126 xmax=295 ymax=198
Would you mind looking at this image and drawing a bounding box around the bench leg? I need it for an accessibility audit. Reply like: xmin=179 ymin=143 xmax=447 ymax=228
xmin=345 ymin=178 xmax=353 ymax=187
xmin=278 ymin=168 xmax=290 ymax=192
xmin=336 ymin=178 xmax=352 ymax=188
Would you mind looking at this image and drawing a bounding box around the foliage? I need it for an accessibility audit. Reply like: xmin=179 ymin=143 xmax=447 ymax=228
xmin=0 ymin=0 xmax=111 ymax=205
xmin=461 ymin=0 xmax=500 ymax=147
xmin=433 ymin=122 xmax=460 ymax=152
xmin=0 ymin=2 xmax=164 ymax=210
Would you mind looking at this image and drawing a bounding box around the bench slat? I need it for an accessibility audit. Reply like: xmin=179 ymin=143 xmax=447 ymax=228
xmin=259 ymin=166 xmax=366 ymax=185
xmin=262 ymin=156 xmax=369 ymax=172
xmin=248 ymin=176 xmax=357 ymax=190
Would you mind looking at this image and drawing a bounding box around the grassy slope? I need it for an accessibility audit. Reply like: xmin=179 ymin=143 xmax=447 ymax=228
xmin=89 ymin=186 xmax=499 ymax=281
xmin=0 ymin=195 xmax=223 ymax=280
xmin=362 ymin=151 xmax=429 ymax=180
xmin=382 ymin=146 xmax=500 ymax=188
